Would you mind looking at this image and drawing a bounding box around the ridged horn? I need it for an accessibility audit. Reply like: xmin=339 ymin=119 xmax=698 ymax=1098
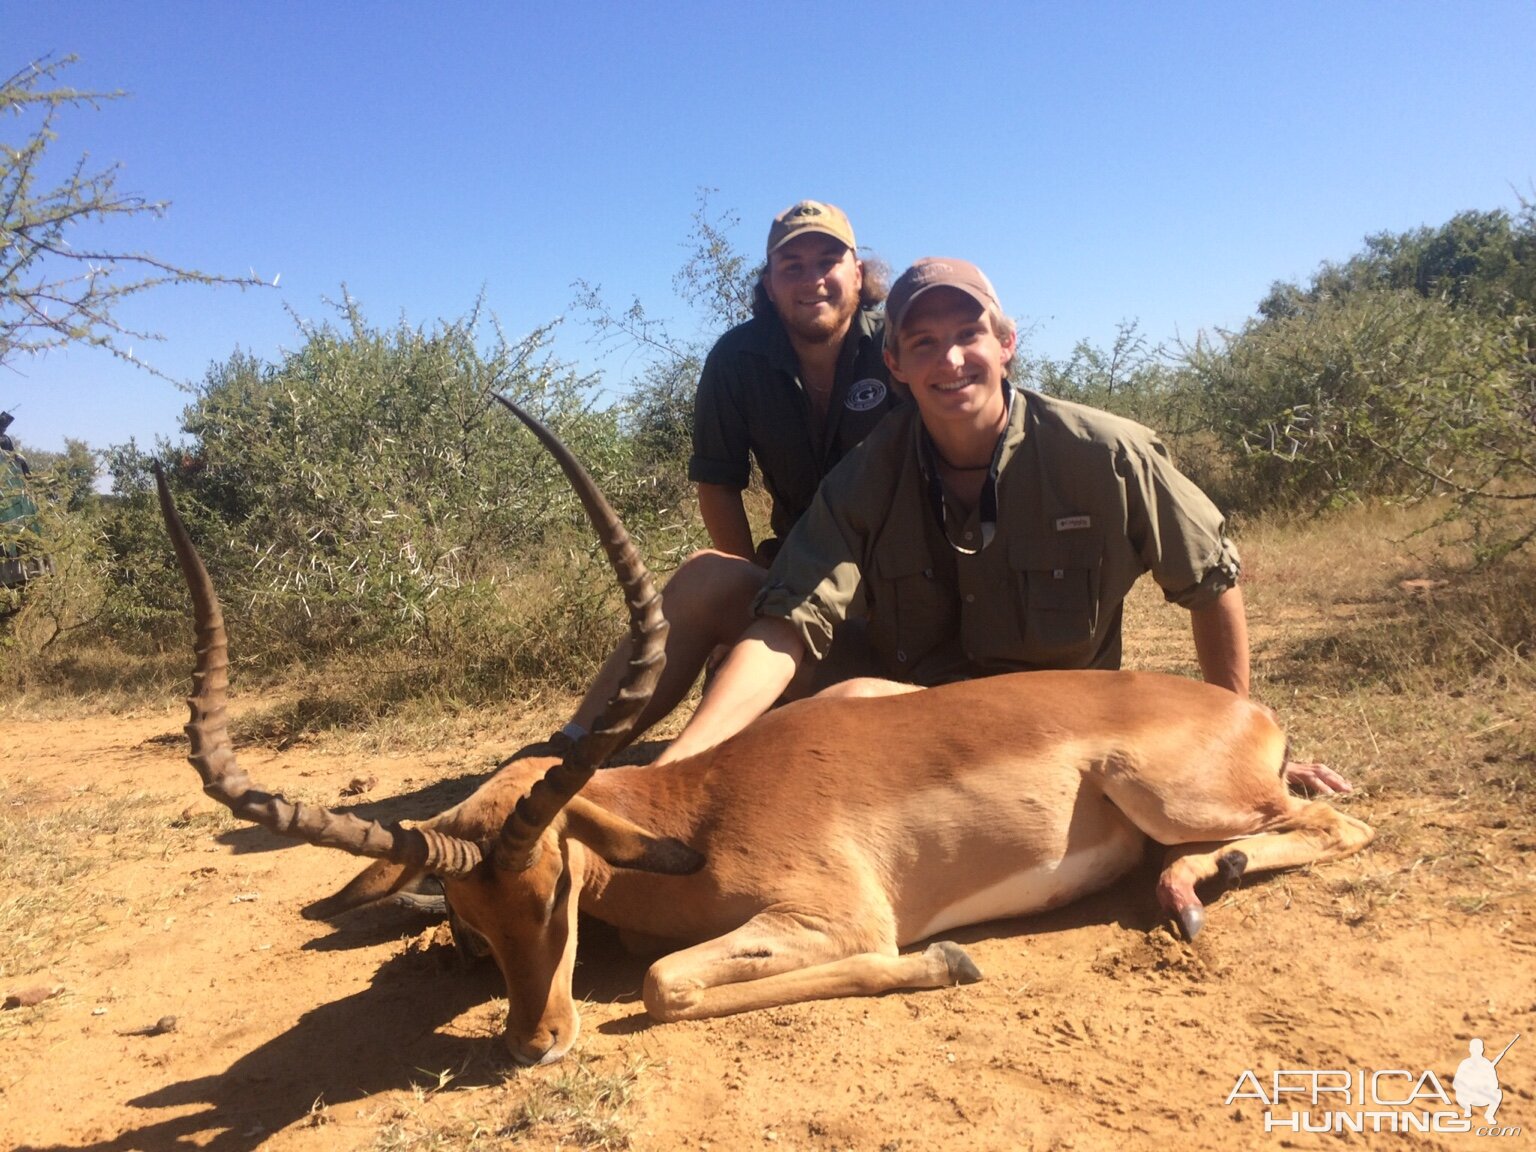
xmin=489 ymin=395 xmax=668 ymax=867
xmin=154 ymin=464 xmax=485 ymax=876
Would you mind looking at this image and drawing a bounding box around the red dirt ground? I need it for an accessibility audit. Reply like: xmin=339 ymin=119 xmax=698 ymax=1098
xmin=2 ymin=698 xmax=1533 ymax=1151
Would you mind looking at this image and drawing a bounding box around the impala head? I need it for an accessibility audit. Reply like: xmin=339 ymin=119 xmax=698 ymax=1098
xmin=157 ymin=395 xmax=699 ymax=1065
xmin=413 ymin=757 xmax=589 ymax=1066
xmin=453 ymin=846 xmax=583 ymax=1065
xmin=313 ymin=752 xmax=701 ymax=1065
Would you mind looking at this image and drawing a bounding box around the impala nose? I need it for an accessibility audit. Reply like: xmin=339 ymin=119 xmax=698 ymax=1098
xmin=506 ymin=1019 xmax=578 ymax=1066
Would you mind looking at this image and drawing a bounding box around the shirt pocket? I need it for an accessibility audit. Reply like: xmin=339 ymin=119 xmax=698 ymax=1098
xmin=1011 ymin=531 xmax=1104 ymax=663
xmin=870 ymin=548 xmax=956 ymax=674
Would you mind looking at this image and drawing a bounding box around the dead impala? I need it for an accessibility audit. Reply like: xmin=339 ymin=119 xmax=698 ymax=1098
xmin=157 ymin=396 xmax=1373 ymax=1066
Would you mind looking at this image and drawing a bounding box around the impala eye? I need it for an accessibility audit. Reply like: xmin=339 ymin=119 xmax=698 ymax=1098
xmin=547 ymin=866 xmax=572 ymax=919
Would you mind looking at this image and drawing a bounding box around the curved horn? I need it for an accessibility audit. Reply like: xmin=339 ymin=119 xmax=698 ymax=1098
xmin=489 ymin=395 xmax=668 ymax=866
xmin=154 ymin=464 xmax=485 ymax=876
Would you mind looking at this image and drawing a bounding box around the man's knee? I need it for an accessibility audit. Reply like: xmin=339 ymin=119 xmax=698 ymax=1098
xmin=814 ymin=677 xmax=922 ymax=701
xmin=666 ymin=550 xmax=765 ymax=598
xmin=662 ymin=551 xmax=768 ymax=630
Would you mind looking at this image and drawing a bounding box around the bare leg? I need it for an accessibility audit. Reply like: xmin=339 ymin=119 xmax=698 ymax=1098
xmin=642 ymin=908 xmax=980 ymax=1022
xmin=571 ymin=551 xmax=768 ymax=745
xmin=812 ymin=677 xmax=923 ymax=701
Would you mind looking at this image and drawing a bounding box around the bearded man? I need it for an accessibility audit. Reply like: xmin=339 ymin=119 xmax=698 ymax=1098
xmin=563 ymin=200 xmax=899 ymax=745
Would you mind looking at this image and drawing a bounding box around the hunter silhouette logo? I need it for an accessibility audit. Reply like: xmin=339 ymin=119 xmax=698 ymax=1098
xmin=1225 ymin=1032 xmax=1522 ymax=1136
xmin=1455 ymin=1034 xmax=1519 ymax=1124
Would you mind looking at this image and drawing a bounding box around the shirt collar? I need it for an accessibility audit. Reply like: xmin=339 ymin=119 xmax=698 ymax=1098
xmin=917 ymin=380 xmax=1018 ymax=554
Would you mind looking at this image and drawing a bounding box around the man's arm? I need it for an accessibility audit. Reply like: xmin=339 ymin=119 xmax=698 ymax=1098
xmin=1189 ymin=585 xmax=1250 ymax=697
xmin=655 ymin=617 xmax=805 ymax=764
xmin=1189 ymin=585 xmax=1353 ymax=796
xmin=697 ymin=482 xmax=756 ymax=562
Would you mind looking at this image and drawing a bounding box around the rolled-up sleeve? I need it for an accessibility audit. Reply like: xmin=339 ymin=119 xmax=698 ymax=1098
xmin=689 ymin=349 xmax=752 ymax=489
xmin=751 ymin=472 xmax=870 ymax=660
xmin=1122 ymin=439 xmax=1241 ymax=610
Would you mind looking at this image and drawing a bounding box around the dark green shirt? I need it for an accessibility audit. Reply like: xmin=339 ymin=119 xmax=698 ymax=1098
xmin=755 ymin=385 xmax=1241 ymax=684
xmin=689 ymin=307 xmax=897 ymax=541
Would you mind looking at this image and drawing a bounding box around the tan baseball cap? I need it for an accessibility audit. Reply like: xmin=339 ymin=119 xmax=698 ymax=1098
xmin=766 ymin=200 xmax=856 ymax=256
xmin=885 ymin=257 xmax=1003 ymax=339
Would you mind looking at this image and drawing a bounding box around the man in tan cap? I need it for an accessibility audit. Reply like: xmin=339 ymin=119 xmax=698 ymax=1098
xmin=560 ymin=200 xmax=898 ymax=746
xmin=691 ymin=199 xmax=896 ymax=565
xmin=657 ymin=257 xmax=1349 ymax=794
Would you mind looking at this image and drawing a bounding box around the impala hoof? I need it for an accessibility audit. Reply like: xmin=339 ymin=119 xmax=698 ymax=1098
xmin=1176 ymin=904 xmax=1206 ymax=940
xmin=1217 ymin=850 xmax=1248 ymax=885
xmin=929 ymin=941 xmax=983 ymax=985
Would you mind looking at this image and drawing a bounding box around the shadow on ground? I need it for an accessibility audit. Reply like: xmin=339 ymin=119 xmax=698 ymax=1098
xmin=15 ymin=910 xmax=659 ymax=1152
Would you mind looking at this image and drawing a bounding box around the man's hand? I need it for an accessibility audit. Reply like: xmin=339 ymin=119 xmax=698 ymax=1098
xmin=1282 ymin=760 xmax=1354 ymax=796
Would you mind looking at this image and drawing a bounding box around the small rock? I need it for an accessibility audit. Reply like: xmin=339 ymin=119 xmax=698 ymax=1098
xmin=118 ymin=1015 xmax=178 ymax=1037
xmin=341 ymin=775 xmax=377 ymax=797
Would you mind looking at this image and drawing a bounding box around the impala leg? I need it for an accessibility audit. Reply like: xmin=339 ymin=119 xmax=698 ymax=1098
xmin=643 ymin=909 xmax=980 ymax=1022
xmin=1157 ymin=801 xmax=1375 ymax=938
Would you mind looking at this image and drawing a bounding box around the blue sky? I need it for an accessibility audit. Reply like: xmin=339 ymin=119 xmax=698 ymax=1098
xmin=4 ymin=1 xmax=1533 ymax=455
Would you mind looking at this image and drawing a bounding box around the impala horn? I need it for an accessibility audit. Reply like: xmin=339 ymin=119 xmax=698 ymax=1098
xmin=155 ymin=464 xmax=486 ymax=875
xmin=488 ymin=394 xmax=668 ymax=869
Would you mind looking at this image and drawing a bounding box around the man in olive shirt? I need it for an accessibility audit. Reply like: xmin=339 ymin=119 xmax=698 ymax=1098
xmin=691 ymin=201 xmax=895 ymax=567
xmin=659 ymin=258 xmax=1349 ymax=795
xmin=564 ymin=200 xmax=897 ymax=743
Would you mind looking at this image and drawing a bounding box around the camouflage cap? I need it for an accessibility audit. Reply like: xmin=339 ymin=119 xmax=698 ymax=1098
xmin=885 ymin=257 xmax=1004 ymax=339
xmin=766 ymin=200 xmax=856 ymax=256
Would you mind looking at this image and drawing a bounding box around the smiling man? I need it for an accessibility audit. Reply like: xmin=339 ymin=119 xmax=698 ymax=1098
xmin=561 ymin=201 xmax=898 ymax=746
xmin=690 ymin=200 xmax=896 ymax=566
xmin=658 ymin=258 xmax=1349 ymax=795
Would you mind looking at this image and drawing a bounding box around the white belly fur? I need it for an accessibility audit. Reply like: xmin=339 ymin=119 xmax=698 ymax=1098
xmin=909 ymin=827 xmax=1146 ymax=942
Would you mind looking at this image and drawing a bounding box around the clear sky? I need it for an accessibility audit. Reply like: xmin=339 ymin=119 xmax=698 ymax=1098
xmin=4 ymin=0 xmax=1533 ymax=455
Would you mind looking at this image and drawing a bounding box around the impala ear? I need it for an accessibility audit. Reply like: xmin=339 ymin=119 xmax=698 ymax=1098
xmin=563 ymin=796 xmax=704 ymax=875
xmin=303 ymin=859 xmax=419 ymax=921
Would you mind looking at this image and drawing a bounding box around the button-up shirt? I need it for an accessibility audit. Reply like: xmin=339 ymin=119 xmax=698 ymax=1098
xmin=754 ymin=384 xmax=1240 ymax=684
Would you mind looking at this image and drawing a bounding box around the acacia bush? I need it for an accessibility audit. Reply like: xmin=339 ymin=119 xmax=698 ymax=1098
xmin=1181 ymin=201 xmax=1534 ymax=556
xmin=79 ymin=299 xmax=698 ymax=697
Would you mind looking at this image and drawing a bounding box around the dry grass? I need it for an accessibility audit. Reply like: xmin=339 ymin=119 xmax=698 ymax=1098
xmin=365 ymin=1054 xmax=649 ymax=1151
xmin=1117 ymin=500 xmax=1535 ymax=930
xmin=0 ymin=783 xmax=237 ymax=987
xmin=0 ymin=644 xmax=188 ymax=720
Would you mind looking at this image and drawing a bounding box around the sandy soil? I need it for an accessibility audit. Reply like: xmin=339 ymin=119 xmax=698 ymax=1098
xmin=2 ymin=696 xmax=1533 ymax=1152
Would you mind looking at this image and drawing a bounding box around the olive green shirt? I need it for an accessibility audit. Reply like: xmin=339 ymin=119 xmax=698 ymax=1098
xmin=754 ymin=385 xmax=1240 ymax=684
xmin=689 ymin=307 xmax=896 ymax=542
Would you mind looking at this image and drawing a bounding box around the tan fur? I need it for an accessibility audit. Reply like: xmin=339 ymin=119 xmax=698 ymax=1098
xmin=330 ymin=669 xmax=1373 ymax=1065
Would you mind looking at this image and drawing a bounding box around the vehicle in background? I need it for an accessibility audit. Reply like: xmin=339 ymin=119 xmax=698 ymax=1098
xmin=1 ymin=411 xmax=52 ymax=605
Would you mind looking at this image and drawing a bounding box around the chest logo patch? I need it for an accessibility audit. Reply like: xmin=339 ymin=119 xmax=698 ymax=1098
xmin=1056 ymin=515 xmax=1092 ymax=531
xmin=845 ymin=378 xmax=888 ymax=412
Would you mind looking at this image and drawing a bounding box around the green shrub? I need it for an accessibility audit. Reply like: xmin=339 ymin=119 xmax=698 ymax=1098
xmin=87 ymin=298 xmax=689 ymax=689
xmin=1182 ymin=292 xmax=1534 ymax=557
